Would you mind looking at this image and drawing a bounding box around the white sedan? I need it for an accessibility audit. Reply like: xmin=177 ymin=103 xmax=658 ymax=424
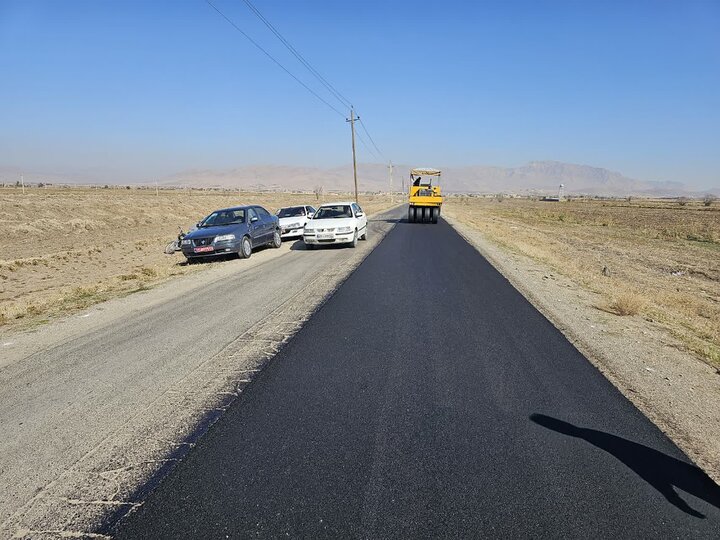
xmin=303 ymin=202 xmax=368 ymax=249
xmin=276 ymin=205 xmax=316 ymax=239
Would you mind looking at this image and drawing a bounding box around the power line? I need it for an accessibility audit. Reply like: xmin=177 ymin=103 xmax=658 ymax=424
xmin=206 ymin=0 xmax=391 ymax=173
xmin=358 ymin=118 xmax=385 ymax=160
xmin=240 ymin=0 xmax=353 ymax=110
xmin=205 ymin=0 xmax=345 ymax=117
xmin=355 ymin=130 xmax=381 ymax=161
xmin=239 ymin=0 xmax=388 ymax=162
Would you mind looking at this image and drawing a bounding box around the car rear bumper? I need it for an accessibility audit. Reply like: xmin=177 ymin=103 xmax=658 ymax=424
xmin=303 ymin=234 xmax=354 ymax=245
xmin=281 ymin=228 xmax=304 ymax=239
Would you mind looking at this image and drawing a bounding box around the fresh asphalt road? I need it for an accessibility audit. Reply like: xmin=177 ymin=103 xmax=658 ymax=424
xmin=116 ymin=216 xmax=720 ymax=538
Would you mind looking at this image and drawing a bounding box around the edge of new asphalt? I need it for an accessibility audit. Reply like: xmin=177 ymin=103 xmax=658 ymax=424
xmin=96 ymin=205 xmax=404 ymax=533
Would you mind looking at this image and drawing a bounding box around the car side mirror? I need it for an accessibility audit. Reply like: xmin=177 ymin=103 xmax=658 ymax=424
xmin=307 ymin=213 xmax=314 ymax=219
xmin=250 ymin=216 xmax=259 ymax=223
xmin=356 ymin=212 xmax=364 ymax=217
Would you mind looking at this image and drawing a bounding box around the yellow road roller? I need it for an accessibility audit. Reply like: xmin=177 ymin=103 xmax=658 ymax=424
xmin=408 ymin=167 xmax=442 ymax=223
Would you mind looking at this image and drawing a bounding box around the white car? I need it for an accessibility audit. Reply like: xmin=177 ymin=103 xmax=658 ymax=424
xmin=276 ymin=205 xmax=316 ymax=239
xmin=303 ymin=202 xmax=368 ymax=249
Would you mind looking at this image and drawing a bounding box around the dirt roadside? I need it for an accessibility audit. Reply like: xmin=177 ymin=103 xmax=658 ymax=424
xmin=443 ymin=212 xmax=720 ymax=484
xmin=0 ymin=188 xmax=396 ymax=336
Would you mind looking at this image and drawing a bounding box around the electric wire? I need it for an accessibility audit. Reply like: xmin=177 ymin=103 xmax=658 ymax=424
xmin=357 ymin=118 xmax=385 ymax=160
xmin=205 ymin=0 xmax=345 ymax=118
xmin=207 ymin=0 xmax=389 ymax=163
xmin=240 ymin=0 xmax=353 ymax=110
xmin=239 ymin=0 xmax=388 ymax=161
xmin=354 ymin=130 xmax=381 ymax=161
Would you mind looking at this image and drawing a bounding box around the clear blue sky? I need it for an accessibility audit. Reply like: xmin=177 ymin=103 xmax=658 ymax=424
xmin=1 ymin=0 xmax=718 ymax=188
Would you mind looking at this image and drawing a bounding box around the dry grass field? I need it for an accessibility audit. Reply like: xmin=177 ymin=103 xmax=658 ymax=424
xmin=444 ymin=196 xmax=720 ymax=367
xmin=0 ymin=187 xmax=395 ymax=334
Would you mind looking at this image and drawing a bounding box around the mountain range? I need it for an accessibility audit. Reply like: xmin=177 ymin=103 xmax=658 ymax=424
xmin=2 ymin=162 xmax=715 ymax=197
xmin=162 ymin=161 xmax=703 ymax=197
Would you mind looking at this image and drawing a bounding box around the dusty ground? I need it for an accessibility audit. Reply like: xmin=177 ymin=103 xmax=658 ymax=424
xmin=444 ymin=197 xmax=720 ymax=483
xmin=0 ymin=187 xmax=394 ymax=336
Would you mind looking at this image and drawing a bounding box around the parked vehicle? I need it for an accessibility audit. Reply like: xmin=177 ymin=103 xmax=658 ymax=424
xmin=276 ymin=205 xmax=316 ymax=239
xmin=303 ymin=202 xmax=368 ymax=249
xmin=181 ymin=205 xmax=280 ymax=262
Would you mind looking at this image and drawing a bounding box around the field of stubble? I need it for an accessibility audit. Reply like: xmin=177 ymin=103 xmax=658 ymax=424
xmin=0 ymin=187 xmax=395 ymax=334
xmin=445 ymin=196 xmax=720 ymax=367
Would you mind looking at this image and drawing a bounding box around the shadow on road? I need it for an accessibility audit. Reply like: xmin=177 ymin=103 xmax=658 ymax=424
xmin=289 ymin=239 xmax=353 ymax=251
xmin=530 ymin=414 xmax=720 ymax=519
xmin=369 ymin=218 xmax=400 ymax=224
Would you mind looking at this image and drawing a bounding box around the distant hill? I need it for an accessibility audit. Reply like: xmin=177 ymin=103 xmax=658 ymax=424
xmin=163 ymin=161 xmax=699 ymax=197
xmin=442 ymin=161 xmax=690 ymax=196
xmin=2 ymin=162 xmax=714 ymax=197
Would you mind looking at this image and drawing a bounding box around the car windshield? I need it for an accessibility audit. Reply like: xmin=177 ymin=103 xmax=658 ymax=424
xmin=314 ymin=205 xmax=352 ymax=219
xmin=199 ymin=209 xmax=245 ymax=227
xmin=277 ymin=207 xmax=306 ymax=218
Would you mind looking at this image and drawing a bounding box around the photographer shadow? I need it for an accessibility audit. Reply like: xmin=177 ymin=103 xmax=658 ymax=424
xmin=530 ymin=414 xmax=720 ymax=519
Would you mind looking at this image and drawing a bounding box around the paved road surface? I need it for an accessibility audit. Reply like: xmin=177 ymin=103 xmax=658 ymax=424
xmin=0 ymin=209 xmax=400 ymax=536
xmin=116 ymin=216 xmax=720 ymax=538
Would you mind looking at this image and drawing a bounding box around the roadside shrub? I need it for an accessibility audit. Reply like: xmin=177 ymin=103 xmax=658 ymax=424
xmin=140 ymin=266 xmax=158 ymax=277
xmin=609 ymin=292 xmax=646 ymax=316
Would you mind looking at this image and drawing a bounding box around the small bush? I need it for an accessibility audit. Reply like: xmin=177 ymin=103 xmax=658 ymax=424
xmin=609 ymin=292 xmax=646 ymax=316
xmin=140 ymin=266 xmax=158 ymax=277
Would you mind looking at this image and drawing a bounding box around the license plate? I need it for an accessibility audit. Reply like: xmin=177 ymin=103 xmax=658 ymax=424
xmin=317 ymin=233 xmax=334 ymax=240
xmin=194 ymin=246 xmax=214 ymax=253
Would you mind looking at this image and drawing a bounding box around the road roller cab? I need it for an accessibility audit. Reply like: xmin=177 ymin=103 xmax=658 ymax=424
xmin=408 ymin=167 xmax=442 ymax=223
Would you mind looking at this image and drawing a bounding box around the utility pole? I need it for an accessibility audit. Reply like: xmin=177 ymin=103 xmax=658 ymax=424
xmin=388 ymin=161 xmax=394 ymax=203
xmin=155 ymin=180 xmax=159 ymax=197
xmin=20 ymin=174 xmax=25 ymax=195
xmin=346 ymin=107 xmax=359 ymax=203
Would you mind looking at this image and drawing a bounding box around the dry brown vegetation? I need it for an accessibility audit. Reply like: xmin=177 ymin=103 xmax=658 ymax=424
xmin=0 ymin=186 xmax=395 ymax=334
xmin=444 ymin=196 xmax=720 ymax=367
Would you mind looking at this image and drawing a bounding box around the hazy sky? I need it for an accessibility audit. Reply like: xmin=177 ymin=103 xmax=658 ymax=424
xmin=1 ymin=0 xmax=718 ymax=189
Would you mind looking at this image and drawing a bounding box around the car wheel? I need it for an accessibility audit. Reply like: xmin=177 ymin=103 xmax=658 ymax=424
xmin=408 ymin=207 xmax=414 ymax=223
xmin=431 ymin=207 xmax=439 ymax=223
xmin=271 ymin=229 xmax=282 ymax=248
xmin=361 ymin=227 xmax=368 ymax=240
xmin=350 ymin=230 xmax=358 ymax=248
xmin=239 ymin=236 xmax=252 ymax=259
